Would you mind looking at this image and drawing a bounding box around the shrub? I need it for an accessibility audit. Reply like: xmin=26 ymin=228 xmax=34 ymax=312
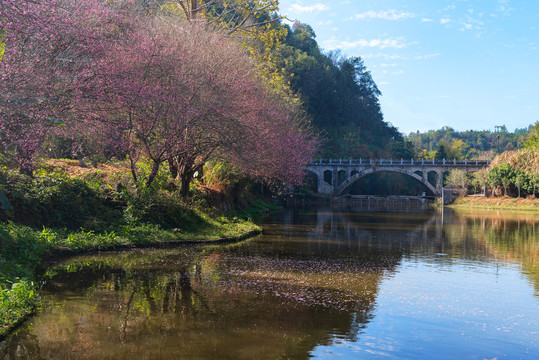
xmin=1 ymin=170 xmax=122 ymax=230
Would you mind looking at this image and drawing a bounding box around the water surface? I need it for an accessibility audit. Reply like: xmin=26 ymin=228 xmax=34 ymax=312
xmin=1 ymin=207 xmax=538 ymax=359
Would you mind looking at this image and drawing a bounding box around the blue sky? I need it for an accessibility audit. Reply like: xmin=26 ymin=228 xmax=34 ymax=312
xmin=279 ymin=0 xmax=539 ymax=134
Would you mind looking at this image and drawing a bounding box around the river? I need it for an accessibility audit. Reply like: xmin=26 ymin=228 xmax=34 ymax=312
xmin=1 ymin=206 xmax=538 ymax=359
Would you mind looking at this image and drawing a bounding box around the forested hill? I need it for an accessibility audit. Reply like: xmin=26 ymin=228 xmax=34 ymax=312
xmin=272 ymin=23 xmax=413 ymax=159
xmin=407 ymin=124 xmax=535 ymax=160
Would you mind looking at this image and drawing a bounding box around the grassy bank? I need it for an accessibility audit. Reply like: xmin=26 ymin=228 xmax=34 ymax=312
xmin=449 ymin=195 xmax=539 ymax=211
xmin=0 ymin=221 xmax=260 ymax=340
xmin=0 ymin=162 xmax=264 ymax=340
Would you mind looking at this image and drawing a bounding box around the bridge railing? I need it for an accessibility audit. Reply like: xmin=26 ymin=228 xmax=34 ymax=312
xmin=308 ymin=158 xmax=491 ymax=167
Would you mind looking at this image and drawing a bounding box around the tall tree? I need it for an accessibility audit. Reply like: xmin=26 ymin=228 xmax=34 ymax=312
xmin=76 ymin=4 xmax=316 ymax=195
xmin=1 ymin=0 xmax=317 ymax=195
xmin=273 ymin=23 xmax=402 ymax=158
xmin=523 ymin=121 xmax=539 ymax=150
xmin=0 ymin=0 xmax=117 ymax=174
xmin=445 ymin=169 xmax=468 ymax=190
xmin=434 ymin=144 xmax=447 ymax=160
xmin=152 ymin=0 xmax=280 ymax=34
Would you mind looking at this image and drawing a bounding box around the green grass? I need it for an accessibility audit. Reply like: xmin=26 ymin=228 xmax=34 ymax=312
xmin=0 ymin=167 xmax=262 ymax=340
xmin=448 ymin=196 xmax=539 ymax=212
xmin=0 ymin=225 xmax=45 ymax=339
xmin=0 ymin=218 xmax=260 ymax=340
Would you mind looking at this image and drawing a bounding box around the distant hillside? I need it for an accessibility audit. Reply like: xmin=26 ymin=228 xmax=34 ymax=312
xmin=406 ymin=125 xmax=532 ymax=160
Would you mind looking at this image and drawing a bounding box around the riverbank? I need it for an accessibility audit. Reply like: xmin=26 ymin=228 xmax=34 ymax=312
xmin=0 ymin=161 xmax=266 ymax=340
xmin=449 ymin=195 xmax=539 ymax=211
xmin=0 ymin=218 xmax=261 ymax=341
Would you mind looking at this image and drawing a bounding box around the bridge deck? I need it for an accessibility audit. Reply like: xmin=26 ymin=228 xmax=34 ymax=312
xmin=309 ymin=158 xmax=490 ymax=166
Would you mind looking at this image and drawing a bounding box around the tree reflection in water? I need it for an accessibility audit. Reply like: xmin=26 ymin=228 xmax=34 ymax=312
xmin=1 ymin=206 xmax=538 ymax=359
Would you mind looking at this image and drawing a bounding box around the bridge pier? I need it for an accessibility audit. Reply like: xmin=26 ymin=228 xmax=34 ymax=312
xmin=435 ymin=170 xmax=444 ymax=195
xmin=332 ymin=170 xmax=339 ymax=193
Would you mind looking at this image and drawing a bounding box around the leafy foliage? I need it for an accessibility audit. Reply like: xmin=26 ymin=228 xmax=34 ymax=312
xmin=1 ymin=170 xmax=122 ymax=230
xmin=487 ymin=163 xmax=534 ymax=197
xmin=445 ymin=169 xmax=468 ymax=189
xmin=0 ymin=165 xmax=261 ymax=339
xmin=523 ymin=121 xmax=539 ymax=150
xmin=0 ymin=225 xmax=44 ymax=339
xmin=0 ymin=0 xmax=317 ymax=195
xmin=408 ymin=125 xmax=531 ymax=160
xmin=490 ymin=149 xmax=539 ymax=176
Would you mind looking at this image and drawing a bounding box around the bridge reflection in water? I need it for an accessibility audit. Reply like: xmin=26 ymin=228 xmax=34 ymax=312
xmin=286 ymin=195 xmax=433 ymax=212
xmin=2 ymin=208 xmax=538 ymax=359
xmin=305 ymin=158 xmax=489 ymax=196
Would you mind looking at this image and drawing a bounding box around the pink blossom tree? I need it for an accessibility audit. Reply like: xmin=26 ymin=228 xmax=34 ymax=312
xmin=0 ymin=0 xmax=129 ymax=174
xmin=1 ymin=0 xmax=65 ymax=173
xmin=82 ymin=11 xmax=317 ymax=195
xmin=1 ymin=0 xmax=318 ymax=194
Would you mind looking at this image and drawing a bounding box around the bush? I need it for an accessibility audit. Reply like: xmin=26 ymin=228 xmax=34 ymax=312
xmin=487 ymin=163 xmax=533 ymax=197
xmin=1 ymin=170 xmax=122 ymax=230
xmin=122 ymin=190 xmax=206 ymax=230
xmin=0 ymin=224 xmax=45 ymax=339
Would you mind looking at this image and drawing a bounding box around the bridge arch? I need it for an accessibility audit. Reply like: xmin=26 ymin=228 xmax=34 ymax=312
xmin=335 ymin=168 xmax=438 ymax=196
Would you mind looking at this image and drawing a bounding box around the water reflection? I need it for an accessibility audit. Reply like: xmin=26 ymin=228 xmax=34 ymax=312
xmin=1 ymin=206 xmax=538 ymax=359
xmin=450 ymin=209 xmax=539 ymax=295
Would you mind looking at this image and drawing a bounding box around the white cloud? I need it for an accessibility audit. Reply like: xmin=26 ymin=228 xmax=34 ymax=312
xmin=413 ymin=53 xmax=442 ymax=60
xmin=496 ymin=0 xmax=514 ymax=16
xmin=440 ymin=18 xmax=451 ymax=24
xmin=317 ymin=20 xmax=334 ymax=26
xmin=363 ymin=52 xmax=440 ymax=61
xmin=363 ymin=53 xmax=406 ymax=60
xmin=458 ymin=15 xmax=484 ymax=32
xmin=289 ymin=4 xmax=329 ymax=13
xmin=421 ymin=18 xmax=434 ymax=22
xmin=351 ymin=9 xmax=415 ymax=21
xmin=322 ymin=38 xmax=409 ymax=50
xmin=381 ymin=69 xmax=404 ymax=76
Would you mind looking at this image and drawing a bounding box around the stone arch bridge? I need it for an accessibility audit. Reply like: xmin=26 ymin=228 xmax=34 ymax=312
xmin=305 ymin=158 xmax=489 ymax=197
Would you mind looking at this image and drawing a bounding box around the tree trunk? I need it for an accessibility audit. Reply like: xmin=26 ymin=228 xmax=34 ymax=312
xmin=146 ymin=160 xmax=161 ymax=188
xmin=129 ymin=156 xmax=138 ymax=186
xmin=190 ymin=0 xmax=199 ymax=19
xmin=176 ymin=155 xmax=205 ymax=199
xmin=168 ymin=158 xmax=178 ymax=179
xmin=179 ymin=171 xmax=193 ymax=199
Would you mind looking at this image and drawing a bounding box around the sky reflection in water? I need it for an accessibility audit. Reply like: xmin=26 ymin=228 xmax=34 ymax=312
xmin=1 ymin=207 xmax=538 ymax=359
